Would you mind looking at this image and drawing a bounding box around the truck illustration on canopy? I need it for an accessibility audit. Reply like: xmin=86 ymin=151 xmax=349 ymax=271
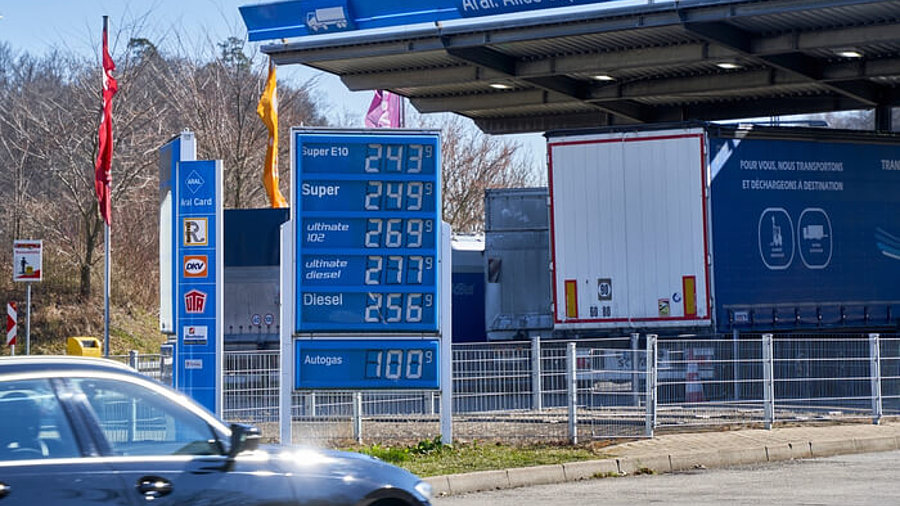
xmin=306 ymin=6 xmax=349 ymax=32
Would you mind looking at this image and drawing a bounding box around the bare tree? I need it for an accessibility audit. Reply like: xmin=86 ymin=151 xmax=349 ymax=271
xmin=421 ymin=114 xmax=539 ymax=233
xmin=158 ymin=36 xmax=327 ymax=209
xmin=819 ymin=109 xmax=900 ymax=130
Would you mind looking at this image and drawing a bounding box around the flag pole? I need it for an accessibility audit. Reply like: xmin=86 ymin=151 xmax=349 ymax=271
xmin=104 ymin=218 xmax=110 ymax=357
xmin=103 ymin=14 xmax=111 ymax=358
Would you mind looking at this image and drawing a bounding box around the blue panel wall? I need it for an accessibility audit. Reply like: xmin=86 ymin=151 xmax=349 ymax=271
xmin=710 ymin=135 xmax=900 ymax=330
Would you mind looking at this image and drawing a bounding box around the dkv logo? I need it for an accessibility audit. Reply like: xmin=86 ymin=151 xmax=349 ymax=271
xmin=184 ymin=289 xmax=208 ymax=314
xmin=183 ymin=255 xmax=208 ymax=278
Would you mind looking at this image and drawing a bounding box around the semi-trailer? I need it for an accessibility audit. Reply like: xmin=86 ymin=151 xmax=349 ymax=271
xmin=548 ymin=123 xmax=900 ymax=335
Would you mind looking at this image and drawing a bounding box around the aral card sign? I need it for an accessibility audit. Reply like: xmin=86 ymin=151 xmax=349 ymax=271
xmin=166 ymin=150 xmax=223 ymax=415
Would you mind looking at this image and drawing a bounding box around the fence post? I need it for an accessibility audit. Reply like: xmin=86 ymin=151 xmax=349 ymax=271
xmin=567 ymin=342 xmax=578 ymax=444
xmin=645 ymin=334 xmax=657 ymax=437
xmin=128 ymin=350 xmax=139 ymax=371
xmin=762 ymin=333 xmax=775 ymax=430
xmin=532 ymin=335 xmax=542 ymax=412
xmin=353 ymin=391 xmax=363 ymax=444
xmin=869 ymin=333 xmax=883 ymax=425
xmin=308 ymin=392 xmax=317 ymax=417
xmin=630 ymin=333 xmax=640 ymax=407
xmin=733 ymin=329 xmax=741 ymax=401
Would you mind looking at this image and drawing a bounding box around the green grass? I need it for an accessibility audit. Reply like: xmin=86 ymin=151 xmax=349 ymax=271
xmin=351 ymin=436 xmax=610 ymax=477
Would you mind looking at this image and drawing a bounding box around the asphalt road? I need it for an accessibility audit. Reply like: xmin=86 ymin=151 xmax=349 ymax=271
xmin=434 ymin=450 xmax=900 ymax=506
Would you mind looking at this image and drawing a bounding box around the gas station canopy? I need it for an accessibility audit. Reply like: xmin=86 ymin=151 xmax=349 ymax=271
xmin=241 ymin=0 xmax=900 ymax=134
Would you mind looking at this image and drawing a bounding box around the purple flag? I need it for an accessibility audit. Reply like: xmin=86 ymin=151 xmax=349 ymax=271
xmin=365 ymin=90 xmax=401 ymax=128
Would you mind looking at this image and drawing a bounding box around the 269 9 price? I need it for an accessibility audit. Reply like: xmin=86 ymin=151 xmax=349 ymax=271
xmin=365 ymin=292 xmax=433 ymax=323
xmin=365 ymin=218 xmax=433 ymax=248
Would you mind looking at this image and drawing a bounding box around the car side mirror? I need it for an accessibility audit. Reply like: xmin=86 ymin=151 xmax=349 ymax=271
xmin=228 ymin=423 xmax=261 ymax=459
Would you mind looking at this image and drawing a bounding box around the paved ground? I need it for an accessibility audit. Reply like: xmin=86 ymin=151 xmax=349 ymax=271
xmin=425 ymin=420 xmax=900 ymax=498
xmin=434 ymin=450 xmax=900 ymax=505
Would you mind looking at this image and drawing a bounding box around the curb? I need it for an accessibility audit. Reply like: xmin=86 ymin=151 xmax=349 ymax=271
xmin=424 ymin=432 xmax=900 ymax=498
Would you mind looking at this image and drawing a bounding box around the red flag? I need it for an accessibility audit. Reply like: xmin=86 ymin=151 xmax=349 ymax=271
xmin=95 ymin=16 xmax=117 ymax=226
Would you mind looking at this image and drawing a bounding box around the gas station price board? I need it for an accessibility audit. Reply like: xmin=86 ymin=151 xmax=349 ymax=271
xmin=294 ymin=130 xmax=442 ymax=334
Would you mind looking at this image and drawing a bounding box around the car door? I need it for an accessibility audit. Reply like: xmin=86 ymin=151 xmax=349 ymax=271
xmin=0 ymin=378 xmax=131 ymax=505
xmin=67 ymin=375 xmax=295 ymax=506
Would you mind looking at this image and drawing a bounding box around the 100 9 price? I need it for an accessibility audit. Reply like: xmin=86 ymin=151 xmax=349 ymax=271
xmin=365 ymin=292 xmax=433 ymax=323
xmin=365 ymin=348 xmax=434 ymax=380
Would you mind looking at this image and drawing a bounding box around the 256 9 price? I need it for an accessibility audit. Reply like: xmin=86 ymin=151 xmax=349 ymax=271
xmin=365 ymin=292 xmax=433 ymax=323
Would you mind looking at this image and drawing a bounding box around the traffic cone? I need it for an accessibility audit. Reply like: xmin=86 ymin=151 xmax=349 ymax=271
xmin=685 ymin=351 xmax=704 ymax=403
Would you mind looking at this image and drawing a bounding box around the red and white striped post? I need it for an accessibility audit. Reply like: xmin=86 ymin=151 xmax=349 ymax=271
xmin=6 ymin=302 xmax=17 ymax=356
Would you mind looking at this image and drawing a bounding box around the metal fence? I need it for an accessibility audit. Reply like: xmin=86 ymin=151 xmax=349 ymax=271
xmin=123 ymin=332 xmax=900 ymax=446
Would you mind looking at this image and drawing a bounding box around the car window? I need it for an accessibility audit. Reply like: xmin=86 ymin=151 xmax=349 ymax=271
xmin=0 ymin=379 xmax=80 ymax=461
xmin=71 ymin=378 xmax=222 ymax=457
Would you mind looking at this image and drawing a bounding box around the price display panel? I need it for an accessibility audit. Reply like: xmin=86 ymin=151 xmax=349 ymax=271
xmin=295 ymin=339 xmax=439 ymax=389
xmin=294 ymin=130 xmax=441 ymax=333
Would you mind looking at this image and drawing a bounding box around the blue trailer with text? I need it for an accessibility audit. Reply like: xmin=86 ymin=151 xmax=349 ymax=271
xmin=548 ymin=123 xmax=900 ymax=334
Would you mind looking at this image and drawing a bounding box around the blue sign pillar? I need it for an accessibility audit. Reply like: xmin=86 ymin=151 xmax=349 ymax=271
xmin=159 ymin=133 xmax=223 ymax=416
xmin=174 ymin=160 xmax=223 ymax=415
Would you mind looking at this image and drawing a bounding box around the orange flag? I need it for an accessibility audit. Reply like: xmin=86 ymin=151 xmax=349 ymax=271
xmin=257 ymin=59 xmax=287 ymax=208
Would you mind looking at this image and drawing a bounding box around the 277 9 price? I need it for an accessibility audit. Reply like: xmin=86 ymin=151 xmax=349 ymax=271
xmin=365 ymin=292 xmax=433 ymax=323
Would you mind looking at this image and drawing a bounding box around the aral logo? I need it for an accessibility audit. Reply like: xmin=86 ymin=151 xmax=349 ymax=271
xmin=186 ymin=170 xmax=205 ymax=194
xmin=184 ymin=289 xmax=207 ymax=314
xmin=183 ymin=255 xmax=208 ymax=278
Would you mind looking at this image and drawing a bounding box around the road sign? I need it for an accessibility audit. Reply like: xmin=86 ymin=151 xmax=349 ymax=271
xmin=13 ymin=240 xmax=42 ymax=282
xmin=6 ymin=302 xmax=16 ymax=346
xmin=293 ymin=129 xmax=442 ymax=333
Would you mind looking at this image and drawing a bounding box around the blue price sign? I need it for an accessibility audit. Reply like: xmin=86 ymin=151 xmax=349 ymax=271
xmin=295 ymin=339 xmax=439 ymax=389
xmin=294 ymin=130 xmax=442 ymax=333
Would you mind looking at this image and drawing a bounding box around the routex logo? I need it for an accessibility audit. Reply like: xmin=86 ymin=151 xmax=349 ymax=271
xmin=184 ymin=289 xmax=208 ymax=314
xmin=183 ymin=255 xmax=208 ymax=278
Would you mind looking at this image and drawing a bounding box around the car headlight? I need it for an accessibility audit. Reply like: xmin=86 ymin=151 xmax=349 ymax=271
xmin=414 ymin=481 xmax=433 ymax=501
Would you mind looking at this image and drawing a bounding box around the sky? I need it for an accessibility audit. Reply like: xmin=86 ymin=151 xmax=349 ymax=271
xmin=0 ymin=0 xmax=545 ymax=167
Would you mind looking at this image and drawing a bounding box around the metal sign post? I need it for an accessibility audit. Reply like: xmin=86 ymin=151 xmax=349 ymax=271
xmin=25 ymin=284 xmax=31 ymax=355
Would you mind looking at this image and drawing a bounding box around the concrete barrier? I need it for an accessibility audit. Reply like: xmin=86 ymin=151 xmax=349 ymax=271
xmin=618 ymin=455 xmax=672 ymax=475
xmin=446 ymin=469 xmax=509 ymax=495
xmin=508 ymin=464 xmax=565 ymax=488
xmin=561 ymin=459 xmax=620 ymax=481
